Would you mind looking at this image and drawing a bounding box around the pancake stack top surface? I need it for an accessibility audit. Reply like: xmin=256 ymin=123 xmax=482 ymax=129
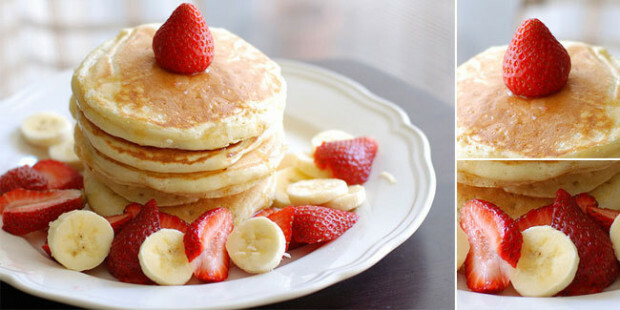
xmin=457 ymin=41 xmax=620 ymax=159
xmin=71 ymin=24 xmax=286 ymax=224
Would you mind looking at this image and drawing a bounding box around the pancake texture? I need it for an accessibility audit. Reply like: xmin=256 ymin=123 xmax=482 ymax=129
xmin=457 ymin=42 xmax=620 ymax=158
xmin=72 ymin=24 xmax=286 ymax=150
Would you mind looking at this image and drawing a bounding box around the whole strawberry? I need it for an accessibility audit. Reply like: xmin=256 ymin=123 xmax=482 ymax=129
xmin=314 ymin=137 xmax=378 ymax=185
xmin=293 ymin=205 xmax=359 ymax=244
xmin=503 ymin=18 xmax=571 ymax=98
xmin=0 ymin=165 xmax=48 ymax=195
xmin=107 ymin=199 xmax=160 ymax=284
xmin=152 ymin=3 xmax=214 ymax=74
xmin=550 ymin=189 xmax=619 ymax=295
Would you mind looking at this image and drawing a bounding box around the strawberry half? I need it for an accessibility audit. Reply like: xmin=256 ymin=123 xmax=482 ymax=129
xmin=33 ymin=159 xmax=83 ymax=190
xmin=586 ymin=206 xmax=620 ymax=232
xmin=152 ymin=3 xmax=214 ymax=74
xmin=160 ymin=212 xmax=189 ymax=234
xmin=574 ymin=192 xmax=598 ymax=213
xmin=459 ymin=199 xmax=522 ymax=294
xmin=550 ymin=189 xmax=619 ymax=295
xmin=107 ymin=199 xmax=160 ymax=284
xmin=183 ymin=207 xmax=233 ymax=282
xmin=503 ymin=18 xmax=571 ymax=98
xmin=515 ymin=204 xmax=555 ymax=232
xmin=105 ymin=213 xmax=133 ymax=234
xmin=0 ymin=165 xmax=48 ymax=196
xmin=314 ymin=137 xmax=378 ymax=185
xmin=266 ymin=206 xmax=294 ymax=250
xmin=292 ymin=205 xmax=359 ymax=244
xmin=1 ymin=189 xmax=85 ymax=235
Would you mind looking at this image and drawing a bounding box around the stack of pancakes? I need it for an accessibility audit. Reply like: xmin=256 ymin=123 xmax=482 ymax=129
xmin=457 ymin=161 xmax=620 ymax=219
xmin=457 ymin=41 xmax=620 ymax=158
xmin=70 ymin=24 xmax=286 ymax=224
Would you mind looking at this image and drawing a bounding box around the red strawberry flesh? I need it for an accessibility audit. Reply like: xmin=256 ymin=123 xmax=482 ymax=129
xmin=515 ymin=204 xmax=555 ymax=232
xmin=0 ymin=165 xmax=48 ymax=196
xmin=1 ymin=189 xmax=85 ymax=235
xmin=183 ymin=207 xmax=233 ymax=282
xmin=574 ymin=192 xmax=598 ymax=213
xmin=267 ymin=206 xmax=295 ymax=250
xmin=314 ymin=137 xmax=378 ymax=185
xmin=550 ymin=189 xmax=619 ymax=295
xmin=107 ymin=199 xmax=160 ymax=284
xmin=292 ymin=205 xmax=359 ymax=244
xmin=33 ymin=159 xmax=83 ymax=190
xmin=159 ymin=212 xmax=189 ymax=234
xmin=586 ymin=206 xmax=620 ymax=232
xmin=459 ymin=199 xmax=522 ymax=294
xmin=503 ymin=18 xmax=571 ymax=98
xmin=152 ymin=3 xmax=214 ymax=74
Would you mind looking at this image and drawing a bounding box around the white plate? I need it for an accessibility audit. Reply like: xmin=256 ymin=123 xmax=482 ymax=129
xmin=0 ymin=60 xmax=436 ymax=309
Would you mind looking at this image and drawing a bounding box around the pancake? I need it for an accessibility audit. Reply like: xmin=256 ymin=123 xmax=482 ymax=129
xmin=457 ymin=42 xmax=620 ymax=158
xmin=161 ymin=174 xmax=276 ymax=225
xmin=90 ymin=167 xmax=264 ymax=201
xmin=457 ymin=183 xmax=553 ymax=219
xmin=73 ymin=98 xmax=280 ymax=173
xmin=86 ymin=168 xmax=199 ymax=206
xmin=72 ymin=24 xmax=286 ymax=150
xmin=74 ymin=125 xmax=285 ymax=195
xmin=457 ymin=160 xmax=616 ymax=184
xmin=589 ymin=173 xmax=620 ymax=210
xmin=84 ymin=170 xmax=275 ymax=225
xmin=459 ymin=162 xmax=620 ymax=198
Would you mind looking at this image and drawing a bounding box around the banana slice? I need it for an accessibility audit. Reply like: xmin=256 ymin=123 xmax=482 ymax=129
xmin=49 ymin=134 xmax=82 ymax=169
xmin=47 ymin=210 xmax=114 ymax=271
xmin=83 ymin=169 xmax=130 ymax=216
xmin=287 ymin=178 xmax=348 ymax=206
xmin=511 ymin=225 xmax=579 ymax=297
xmin=293 ymin=153 xmax=332 ymax=179
xmin=138 ymin=229 xmax=193 ymax=286
xmin=311 ymin=129 xmax=353 ymax=152
xmin=226 ymin=217 xmax=286 ymax=274
xmin=610 ymin=215 xmax=620 ymax=261
xmin=456 ymin=224 xmax=470 ymax=270
xmin=21 ymin=112 xmax=71 ymax=147
xmin=273 ymin=167 xmax=309 ymax=208
xmin=277 ymin=153 xmax=297 ymax=170
xmin=323 ymin=185 xmax=366 ymax=211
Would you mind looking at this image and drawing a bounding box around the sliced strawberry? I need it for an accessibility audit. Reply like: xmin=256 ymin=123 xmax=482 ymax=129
xmin=253 ymin=207 xmax=280 ymax=218
xmin=42 ymin=243 xmax=52 ymax=257
xmin=107 ymin=199 xmax=160 ymax=284
xmin=550 ymin=189 xmax=619 ymax=295
xmin=586 ymin=206 xmax=620 ymax=232
xmin=292 ymin=205 xmax=359 ymax=244
xmin=459 ymin=199 xmax=522 ymax=293
xmin=574 ymin=193 xmax=598 ymax=213
xmin=105 ymin=213 xmax=132 ymax=234
xmin=0 ymin=165 xmax=48 ymax=196
xmin=33 ymin=159 xmax=83 ymax=190
xmin=1 ymin=189 xmax=85 ymax=235
xmin=183 ymin=207 xmax=233 ymax=282
xmin=314 ymin=137 xmax=378 ymax=185
xmin=267 ymin=206 xmax=295 ymax=250
xmin=160 ymin=212 xmax=189 ymax=234
xmin=515 ymin=204 xmax=555 ymax=232
xmin=124 ymin=202 xmax=142 ymax=217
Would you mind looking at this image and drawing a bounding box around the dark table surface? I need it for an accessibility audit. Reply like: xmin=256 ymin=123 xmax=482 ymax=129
xmin=1 ymin=59 xmax=455 ymax=309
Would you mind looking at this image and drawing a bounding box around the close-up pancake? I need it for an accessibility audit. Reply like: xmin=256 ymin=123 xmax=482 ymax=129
xmin=72 ymin=24 xmax=286 ymax=150
xmin=73 ymin=98 xmax=281 ymax=173
xmin=457 ymin=160 xmax=616 ymax=184
xmin=457 ymin=41 xmax=620 ymax=158
xmin=74 ymin=125 xmax=285 ymax=195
